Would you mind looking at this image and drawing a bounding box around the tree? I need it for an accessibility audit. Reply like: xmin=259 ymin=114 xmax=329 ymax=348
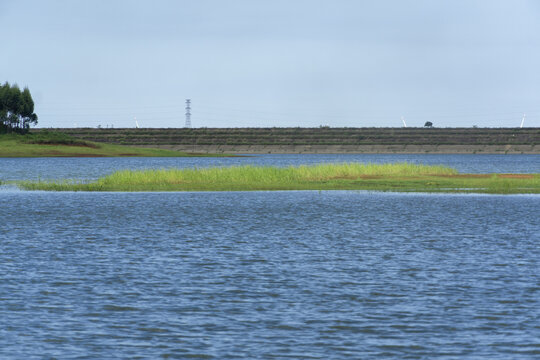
xmin=424 ymin=121 xmax=433 ymax=128
xmin=0 ymin=82 xmax=38 ymax=134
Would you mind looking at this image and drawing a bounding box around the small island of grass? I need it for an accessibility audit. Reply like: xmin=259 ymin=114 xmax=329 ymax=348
xmin=0 ymin=131 xmax=225 ymax=157
xmin=14 ymin=163 xmax=540 ymax=194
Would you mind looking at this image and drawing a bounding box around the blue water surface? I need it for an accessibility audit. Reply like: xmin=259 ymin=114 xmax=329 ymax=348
xmin=0 ymin=154 xmax=539 ymax=181
xmin=0 ymin=155 xmax=539 ymax=359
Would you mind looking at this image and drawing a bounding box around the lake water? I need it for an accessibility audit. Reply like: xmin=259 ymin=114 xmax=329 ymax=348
xmin=0 ymin=154 xmax=539 ymax=181
xmin=1 ymin=155 xmax=539 ymax=359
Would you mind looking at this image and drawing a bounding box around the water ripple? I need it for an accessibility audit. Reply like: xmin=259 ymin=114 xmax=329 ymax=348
xmin=0 ymin=191 xmax=538 ymax=358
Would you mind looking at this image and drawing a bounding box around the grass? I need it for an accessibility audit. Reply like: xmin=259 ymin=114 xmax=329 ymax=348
xmin=0 ymin=131 xmax=226 ymax=157
xmin=15 ymin=163 xmax=540 ymax=193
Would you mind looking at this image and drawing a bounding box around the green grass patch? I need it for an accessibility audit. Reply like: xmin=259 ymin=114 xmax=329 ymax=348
xmin=0 ymin=131 xmax=226 ymax=157
xmin=21 ymin=130 xmax=97 ymax=147
xmin=15 ymin=163 xmax=540 ymax=193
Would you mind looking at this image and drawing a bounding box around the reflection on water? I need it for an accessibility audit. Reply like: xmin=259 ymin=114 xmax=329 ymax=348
xmin=1 ymin=191 xmax=539 ymax=359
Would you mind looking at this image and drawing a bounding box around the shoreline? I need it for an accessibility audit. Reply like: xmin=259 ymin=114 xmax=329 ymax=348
xmin=33 ymin=128 xmax=540 ymax=154
xmin=132 ymin=144 xmax=539 ymax=154
xmin=0 ymin=133 xmax=228 ymax=158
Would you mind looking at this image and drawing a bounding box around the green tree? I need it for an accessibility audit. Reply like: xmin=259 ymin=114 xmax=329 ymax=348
xmin=0 ymin=82 xmax=38 ymax=133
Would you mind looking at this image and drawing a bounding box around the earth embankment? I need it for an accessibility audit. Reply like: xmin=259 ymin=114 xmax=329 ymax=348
xmin=33 ymin=128 xmax=540 ymax=154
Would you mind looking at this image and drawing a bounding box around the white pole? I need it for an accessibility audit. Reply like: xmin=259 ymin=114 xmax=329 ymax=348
xmin=520 ymin=114 xmax=525 ymax=128
xmin=135 ymin=117 xmax=139 ymax=128
xmin=401 ymin=116 xmax=407 ymax=127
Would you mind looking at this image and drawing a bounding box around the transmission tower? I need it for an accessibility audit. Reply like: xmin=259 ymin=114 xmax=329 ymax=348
xmin=185 ymin=99 xmax=192 ymax=128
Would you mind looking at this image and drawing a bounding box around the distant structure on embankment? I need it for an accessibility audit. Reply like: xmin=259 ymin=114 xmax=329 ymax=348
xmin=35 ymin=127 xmax=539 ymax=154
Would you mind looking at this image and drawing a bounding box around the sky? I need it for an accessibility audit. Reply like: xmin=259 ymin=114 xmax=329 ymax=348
xmin=1 ymin=0 xmax=539 ymax=128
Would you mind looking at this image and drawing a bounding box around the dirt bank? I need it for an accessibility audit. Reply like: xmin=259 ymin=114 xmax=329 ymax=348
xmin=133 ymin=144 xmax=539 ymax=154
xmin=34 ymin=128 xmax=539 ymax=154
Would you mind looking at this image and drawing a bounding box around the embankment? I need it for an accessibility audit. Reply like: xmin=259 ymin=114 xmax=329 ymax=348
xmin=34 ymin=128 xmax=540 ymax=154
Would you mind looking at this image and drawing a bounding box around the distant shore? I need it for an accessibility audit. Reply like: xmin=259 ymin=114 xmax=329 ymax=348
xmin=36 ymin=127 xmax=540 ymax=154
xmin=0 ymin=132 xmax=226 ymax=157
xmin=133 ymin=144 xmax=539 ymax=154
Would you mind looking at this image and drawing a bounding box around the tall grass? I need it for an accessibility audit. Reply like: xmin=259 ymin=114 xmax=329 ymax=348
xmin=16 ymin=162 xmax=540 ymax=193
xmin=97 ymin=162 xmax=456 ymax=186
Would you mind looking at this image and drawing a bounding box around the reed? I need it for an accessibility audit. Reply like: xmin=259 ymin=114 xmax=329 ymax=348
xmin=15 ymin=163 xmax=540 ymax=193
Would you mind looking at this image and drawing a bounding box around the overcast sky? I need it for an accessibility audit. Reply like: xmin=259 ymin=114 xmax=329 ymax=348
xmin=1 ymin=0 xmax=539 ymax=128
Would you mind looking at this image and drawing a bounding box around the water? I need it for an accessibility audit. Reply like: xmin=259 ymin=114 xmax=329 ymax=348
xmin=0 ymin=154 xmax=539 ymax=181
xmin=1 ymin=155 xmax=539 ymax=358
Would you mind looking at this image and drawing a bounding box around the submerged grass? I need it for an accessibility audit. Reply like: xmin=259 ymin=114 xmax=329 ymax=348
xmin=15 ymin=162 xmax=540 ymax=193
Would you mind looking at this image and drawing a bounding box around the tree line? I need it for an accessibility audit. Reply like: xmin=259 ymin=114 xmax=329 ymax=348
xmin=0 ymin=82 xmax=38 ymax=134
